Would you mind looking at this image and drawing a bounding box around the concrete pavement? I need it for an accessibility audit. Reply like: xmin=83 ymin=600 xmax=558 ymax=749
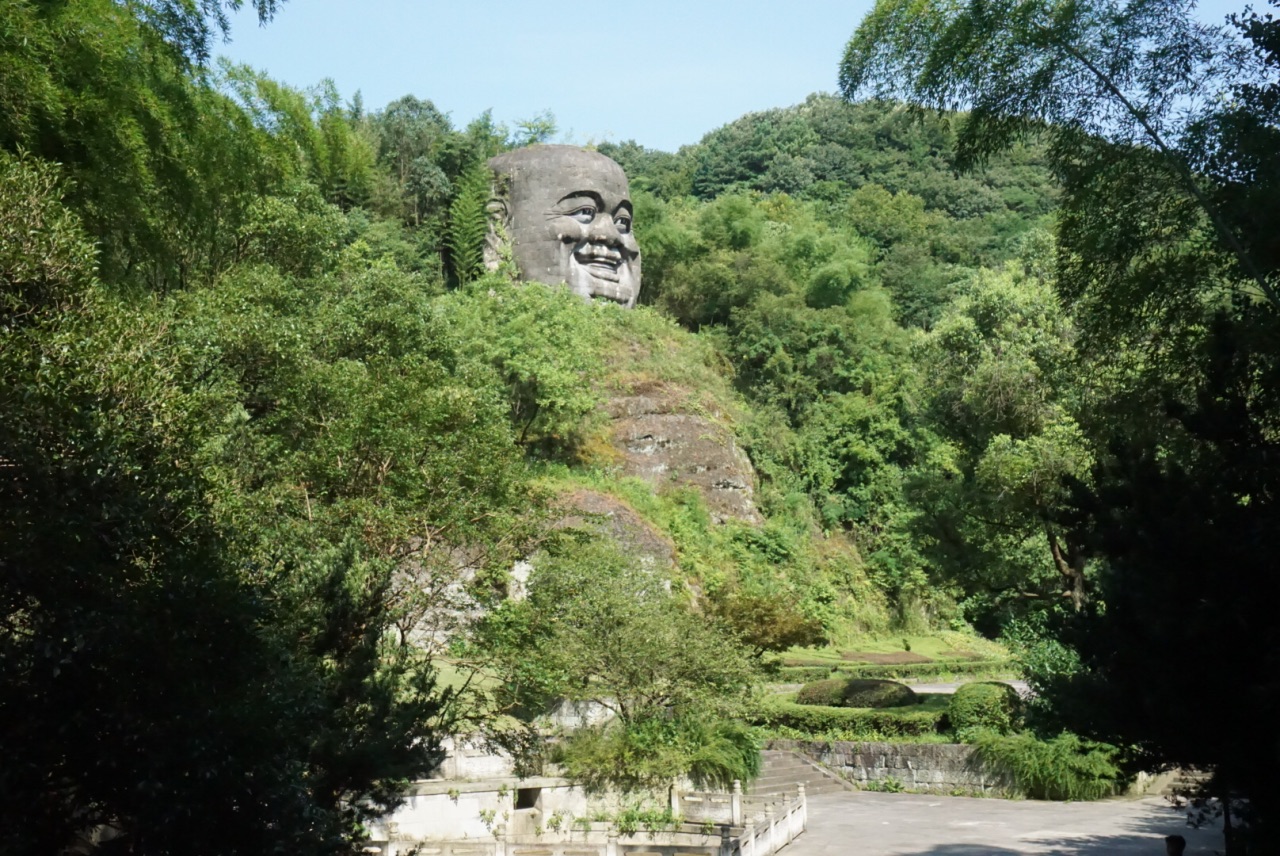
xmin=904 ymin=680 xmax=1030 ymax=696
xmin=784 ymin=790 xmax=1223 ymax=856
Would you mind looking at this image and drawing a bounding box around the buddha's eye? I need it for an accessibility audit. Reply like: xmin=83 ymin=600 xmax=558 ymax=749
xmin=615 ymin=214 xmax=633 ymax=233
xmin=569 ymin=206 xmax=596 ymax=223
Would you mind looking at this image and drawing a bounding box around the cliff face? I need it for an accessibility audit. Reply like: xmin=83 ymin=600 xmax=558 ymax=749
xmin=553 ymin=487 xmax=677 ymax=569
xmin=605 ymin=383 xmax=761 ymax=525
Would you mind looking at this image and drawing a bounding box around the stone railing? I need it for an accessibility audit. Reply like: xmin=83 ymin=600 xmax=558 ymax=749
xmin=369 ymin=783 xmax=806 ymax=856
xmin=676 ymin=780 xmax=807 ymax=831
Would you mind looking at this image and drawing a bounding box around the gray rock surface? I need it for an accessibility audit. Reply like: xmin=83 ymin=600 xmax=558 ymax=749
xmin=553 ymin=488 xmax=677 ymax=568
xmin=606 ymin=387 xmax=761 ymax=524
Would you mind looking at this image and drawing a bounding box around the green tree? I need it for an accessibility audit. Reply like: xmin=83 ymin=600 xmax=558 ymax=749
xmin=443 ymin=161 xmax=493 ymax=285
xmin=443 ymin=280 xmax=604 ymax=448
xmin=131 ymin=0 xmax=285 ymax=65
xmin=839 ymin=2 xmax=1280 ymax=847
xmin=1 ymin=0 xmax=296 ymax=288
xmin=372 ymin=95 xmax=455 ymax=225
xmin=0 ymin=155 xmax=451 ymax=855
xmin=512 ymin=109 xmax=558 ymax=146
xmin=0 ymin=154 xmax=531 ymax=854
xmin=839 ymin=0 xmax=1277 ymax=307
xmin=1036 ymin=319 xmax=1280 ymax=853
xmin=909 ymin=265 xmax=1093 ymax=621
xmin=475 ymin=538 xmax=761 ymax=791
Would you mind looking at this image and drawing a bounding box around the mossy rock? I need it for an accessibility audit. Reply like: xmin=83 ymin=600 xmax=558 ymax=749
xmin=794 ymin=677 xmax=917 ymax=709
xmin=948 ymin=681 xmax=1022 ymax=737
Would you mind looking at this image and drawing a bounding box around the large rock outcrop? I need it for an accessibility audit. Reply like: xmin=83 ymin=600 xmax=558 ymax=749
xmin=605 ymin=381 xmax=761 ymax=525
xmin=553 ymin=488 xmax=676 ymax=568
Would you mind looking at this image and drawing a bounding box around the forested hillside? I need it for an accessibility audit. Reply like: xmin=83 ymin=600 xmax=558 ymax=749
xmin=593 ymin=98 xmax=1074 ymax=635
xmin=5 ymin=0 xmax=1279 ymax=852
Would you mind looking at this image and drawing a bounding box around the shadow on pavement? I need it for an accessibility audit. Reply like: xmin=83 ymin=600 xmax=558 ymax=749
xmin=880 ymin=807 xmax=1220 ymax=856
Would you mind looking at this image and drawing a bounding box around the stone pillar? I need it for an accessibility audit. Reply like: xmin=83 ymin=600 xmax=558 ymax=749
xmin=607 ymin=832 xmax=619 ymax=856
xmin=782 ymin=794 xmax=795 ymax=842
xmin=765 ymin=807 xmax=777 ymax=856
xmin=495 ymin=829 xmax=508 ymax=856
xmin=797 ymin=784 xmax=807 ymax=832
xmin=671 ymin=780 xmax=681 ymax=818
xmin=741 ymin=821 xmax=756 ymax=856
xmin=731 ymin=780 xmax=743 ymax=826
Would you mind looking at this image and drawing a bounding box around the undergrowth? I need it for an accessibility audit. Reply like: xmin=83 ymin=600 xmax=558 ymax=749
xmin=970 ymin=731 xmax=1127 ymax=800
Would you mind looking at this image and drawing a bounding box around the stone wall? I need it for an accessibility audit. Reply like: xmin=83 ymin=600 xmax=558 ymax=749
xmin=768 ymin=739 xmax=995 ymax=794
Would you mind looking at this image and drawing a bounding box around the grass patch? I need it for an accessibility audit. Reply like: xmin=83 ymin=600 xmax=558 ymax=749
xmin=777 ymin=660 xmax=1016 ymax=683
xmin=779 ymin=633 xmax=1008 ymax=671
xmin=840 ymin=651 xmax=934 ymax=665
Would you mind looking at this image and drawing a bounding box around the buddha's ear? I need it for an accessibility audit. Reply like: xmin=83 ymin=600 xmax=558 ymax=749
xmin=485 ymin=197 xmax=508 ymax=227
xmin=483 ymin=197 xmax=512 ymax=274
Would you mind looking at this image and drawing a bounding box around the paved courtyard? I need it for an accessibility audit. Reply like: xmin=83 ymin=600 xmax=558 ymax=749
xmin=785 ymin=790 xmax=1223 ymax=856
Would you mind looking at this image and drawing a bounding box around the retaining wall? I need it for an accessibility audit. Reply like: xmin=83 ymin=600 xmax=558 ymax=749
xmin=768 ymin=739 xmax=995 ymax=794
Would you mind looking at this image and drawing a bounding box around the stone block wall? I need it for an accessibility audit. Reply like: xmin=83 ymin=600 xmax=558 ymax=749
xmin=767 ymin=740 xmax=996 ymax=794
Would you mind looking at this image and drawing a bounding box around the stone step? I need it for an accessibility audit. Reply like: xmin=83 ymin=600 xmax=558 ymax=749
xmin=757 ymin=765 xmax=813 ymax=778
xmin=753 ymin=778 xmax=811 ymax=790
xmin=760 ymin=757 xmax=811 ymax=768
xmin=750 ymin=749 xmax=858 ymax=795
xmin=751 ymin=780 xmax=850 ymax=797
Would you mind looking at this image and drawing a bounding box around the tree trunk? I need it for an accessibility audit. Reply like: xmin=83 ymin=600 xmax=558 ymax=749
xmin=1046 ymin=527 xmax=1087 ymax=611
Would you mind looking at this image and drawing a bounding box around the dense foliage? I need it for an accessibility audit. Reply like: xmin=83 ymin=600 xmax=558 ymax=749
xmin=473 ymin=537 xmax=761 ymax=790
xmin=753 ymin=697 xmax=946 ymax=739
xmin=970 ymin=732 xmax=1125 ymax=801
xmin=7 ymin=0 xmax=1280 ymax=848
xmin=840 ymin=0 xmax=1280 ymax=848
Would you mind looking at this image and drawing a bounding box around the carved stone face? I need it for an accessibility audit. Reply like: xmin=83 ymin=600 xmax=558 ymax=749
xmin=487 ymin=146 xmax=642 ymax=307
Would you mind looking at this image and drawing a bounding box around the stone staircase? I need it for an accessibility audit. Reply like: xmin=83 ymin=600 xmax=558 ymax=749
xmin=751 ymin=748 xmax=856 ymax=797
xmin=1163 ymin=768 xmax=1213 ymax=802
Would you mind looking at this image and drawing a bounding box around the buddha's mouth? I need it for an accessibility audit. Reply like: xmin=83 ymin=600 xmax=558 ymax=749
xmin=573 ymin=244 xmax=624 ymax=283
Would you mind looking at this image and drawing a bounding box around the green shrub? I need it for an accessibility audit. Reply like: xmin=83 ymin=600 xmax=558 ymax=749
xmin=970 ymin=731 xmax=1127 ymax=800
xmin=843 ymin=679 xmax=917 ymax=708
xmin=794 ymin=678 xmax=847 ymax=706
xmin=779 ymin=665 xmax=839 ymax=683
xmin=948 ymin=681 xmax=1022 ymax=737
xmin=795 ymin=678 xmax=917 ymax=708
xmin=752 ymin=700 xmax=945 ymax=738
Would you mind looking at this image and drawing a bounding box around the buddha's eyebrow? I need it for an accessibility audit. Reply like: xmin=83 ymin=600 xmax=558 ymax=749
xmin=554 ymin=191 xmax=605 ymax=208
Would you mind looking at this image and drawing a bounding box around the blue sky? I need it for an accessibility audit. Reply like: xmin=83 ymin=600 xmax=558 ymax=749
xmin=219 ymin=0 xmax=1253 ymax=154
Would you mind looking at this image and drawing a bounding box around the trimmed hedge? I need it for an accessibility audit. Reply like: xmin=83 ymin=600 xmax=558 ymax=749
xmin=778 ymin=660 xmax=1013 ymax=683
xmin=752 ymin=700 xmax=946 ymax=738
xmin=948 ymin=682 xmax=1022 ymax=736
xmin=779 ymin=666 xmax=841 ymax=683
xmin=796 ymin=678 xmax=916 ymax=709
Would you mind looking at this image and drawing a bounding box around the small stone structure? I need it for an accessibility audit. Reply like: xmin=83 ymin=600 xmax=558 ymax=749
xmin=368 ymin=777 xmax=806 ymax=856
xmin=769 ymin=739 xmax=994 ymax=794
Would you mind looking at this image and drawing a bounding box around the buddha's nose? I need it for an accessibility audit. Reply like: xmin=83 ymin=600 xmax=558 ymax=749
xmin=589 ymin=214 xmax=623 ymax=245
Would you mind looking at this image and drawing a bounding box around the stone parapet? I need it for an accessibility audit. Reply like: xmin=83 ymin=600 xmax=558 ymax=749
xmin=767 ymin=739 xmax=995 ymax=794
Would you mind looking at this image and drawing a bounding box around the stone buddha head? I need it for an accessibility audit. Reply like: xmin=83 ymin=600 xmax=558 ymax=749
xmin=486 ymin=145 xmax=641 ymax=307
